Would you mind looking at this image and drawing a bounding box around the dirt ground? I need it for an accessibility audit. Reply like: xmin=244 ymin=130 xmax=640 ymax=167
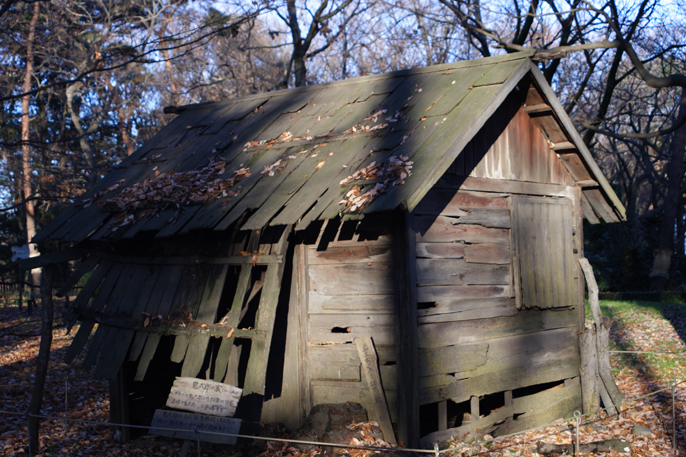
xmin=2 ymin=300 xmax=686 ymax=456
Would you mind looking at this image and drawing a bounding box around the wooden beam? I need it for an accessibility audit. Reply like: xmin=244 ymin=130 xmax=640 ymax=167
xmin=296 ymin=244 xmax=312 ymax=422
xmin=470 ymin=396 xmax=480 ymax=420
xmin=242 ymin=225 xmax=293 ymax=396
xmin=576 ymin=179 xmax=599 ymax=188
xmin=356 ymin=335 xmax=397 ymax=445
xmin=420 ymin=405 xmax=513 ymax=447
xmin=523 ymin=104 xmax=553 ymax=115
xmin=552 ymin=141 xmax=576 ymax=151
xmin=438 ymin=401 xmax=447 ymax=431
xmin=393 ymin=210 xmax=420 ymax=447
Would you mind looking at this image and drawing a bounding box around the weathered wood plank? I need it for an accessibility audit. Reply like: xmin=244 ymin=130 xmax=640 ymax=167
xmin=417 ymin=298 xmax=517 ymax=323
xmin=415 ymin=216 xmax=510 ymax=244
xmin=309 ymin=313 xmax=395 ymax=331
xmin=310 ymin=325 xmax=396 ymax=346
xmin=497 ymin=383 xmax=581 ymax=435
xmin=420 ymin=346 xmax=578 ymax=405
xmin=84 ymin=264 xmax=138 ymax=370
xmin=242 ymin=226 xmax=292 ymax=396
xmin=416 ymin=242 xmax=465 ymax=259
xmin=418 ymin=308 xmax=577 ymax=348
xmin=417 ymin=259 xmax=510 ymax=286
xmin=356 ymin=335 xmax=397 ymax=444
xmin=308 ymin=262 xmax=395 ymax=295
xmin=442 ymin=176 xmax=573 ymax=198
xmin=579 ymin=329 xmax=600 ymax=414
xmin=181 ymin=264 xmax=229 ymax=377
xmin=217 ymin=148 xmax=310 ymax=231
xmin=311 ymin=363 xmax=361 ymax=382
xmin=135 ymin=334 xmax=161 ymax=381
xmin=64 ymin=260 xmax=114 ymax=329
xmin=464 ymin=243 xmax=510 ymax=264
xmin=309 ymin=344 xmax=397 ymax=367
xmin=415 ymin=189 xmax=509 ymax=215
xmin=170 ymin=335 xmax=190 ymax=363
xmin=96 ymin=264 xmax=162 ymax=379
xmin=419 ymin=374 xmax=456 ymax=389
xmin=64 ymin=264 xmax=123 ymax=363
xmin=393 ymin=210 xmax=420 ymax=447
xmin=269 ymin=139 xmax=372 ymax=228
xmin=418 ymin=342 xmax=488 ymax=377
xmin=417 ymin=285 xmax=511 ymax=304
xmin=597 ymin=320 xmax=624 ymax=413
xmin=308 ymin=292 xmax=395 ymax=313
xmin=420 ymin=405 xmax=514 ymax=447
xmin=415 ymin=208 xmax=511 ymax=228
xmin=420 ymin=328 xmax=578 ymax=384
xmin=306 ymin=245 xmax=393 ymax=265
xmin=129 ymin=266 xmax=179 ymax=362
xmin=295 ymin=245 xmax=312 ymax=420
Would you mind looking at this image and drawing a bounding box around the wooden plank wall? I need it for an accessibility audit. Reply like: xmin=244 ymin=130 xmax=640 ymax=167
xmin=305 ymin=222 xmax=400 ymax=421
xmin=450 ymin=106 xmax=575 ymax=187
xmin=413 ymin=180 xmax=582 ymax=433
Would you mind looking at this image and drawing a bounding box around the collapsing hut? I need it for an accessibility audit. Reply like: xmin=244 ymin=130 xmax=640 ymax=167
xmin=32 ymin=52 xmax=625 ymax=446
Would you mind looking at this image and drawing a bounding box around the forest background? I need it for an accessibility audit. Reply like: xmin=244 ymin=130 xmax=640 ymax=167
xmin=1 ymin=0 xmax=685 ymax=293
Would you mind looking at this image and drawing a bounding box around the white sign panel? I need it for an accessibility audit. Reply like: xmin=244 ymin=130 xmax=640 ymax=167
xmin=166 ymin=377 xmax=242 ymax=417
xmin=150 ymin=409 xmax=241 ymax=444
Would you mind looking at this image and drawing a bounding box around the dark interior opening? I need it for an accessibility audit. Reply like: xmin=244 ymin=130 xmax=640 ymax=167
xmin=331 ymin=326 xmax=351 ymax=333
xmin=512 ymin=380 xmax=564 ymax=399
xmin=237 ymin=266 xmax=267 ymax=329
xmin=124 ymin=336 xmax=180 ymax=439
xmin=214 ymin=265 xmax=241 ymax=322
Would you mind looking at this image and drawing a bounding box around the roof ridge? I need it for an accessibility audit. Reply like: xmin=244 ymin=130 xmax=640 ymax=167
xmin=165 ymin=51 xmax=536 ymax=114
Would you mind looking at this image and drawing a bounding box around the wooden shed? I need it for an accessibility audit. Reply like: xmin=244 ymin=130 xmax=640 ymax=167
xmin=33 ymin=52 xmax=625 ymax=446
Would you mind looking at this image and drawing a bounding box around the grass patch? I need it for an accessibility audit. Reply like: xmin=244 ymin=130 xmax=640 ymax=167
xmin=588 ymin=299 xmax=686 ymax=382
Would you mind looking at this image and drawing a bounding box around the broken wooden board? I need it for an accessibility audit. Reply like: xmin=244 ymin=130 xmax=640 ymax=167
xmin=579 ymin=328 xmax=600 ymax=414
xmin=150 ymin=409 xmax=241 ymax=444
xmin=420 ymin=405 xmax=513 ymax=447
xmin=356 ymin=335 xmax=397 ymax=445
xmin=495 ymin=382 xmax=581 ymax=435
xmin=166 ymin=377 xmax=242 ymax=417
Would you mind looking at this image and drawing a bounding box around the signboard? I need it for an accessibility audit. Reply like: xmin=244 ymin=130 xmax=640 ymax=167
xmin=166 ymin=377 xmax=242 ymax=417
xmin=150 ymin=409 xmax=241 ymax=444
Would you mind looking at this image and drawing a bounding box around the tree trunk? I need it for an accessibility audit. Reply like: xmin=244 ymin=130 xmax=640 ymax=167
xmin=22 ymin=2 xmax=40 ymax=294
xmin=28 ymin=264 xmax=54 ymax=454
xmin=650 ymin=91 xmax=686 ymax=291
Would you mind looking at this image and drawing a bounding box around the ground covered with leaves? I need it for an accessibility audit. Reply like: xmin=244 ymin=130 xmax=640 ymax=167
xmin=2 ymin=300 xmax=686 ymax=456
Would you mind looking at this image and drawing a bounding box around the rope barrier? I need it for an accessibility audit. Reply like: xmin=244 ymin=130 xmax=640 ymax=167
xmin=610 ymin=350 xmax=686 ymax=354
xmin=3 ymin=377 xmax=686 ymax=456
xmin=4 ymin=363 xmax=686 ymax=455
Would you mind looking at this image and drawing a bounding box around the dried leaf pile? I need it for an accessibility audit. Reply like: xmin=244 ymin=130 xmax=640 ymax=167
xmin=81 ymin=160 xmax=250 ymax=227
xmin=3 ymin=299 xmax=686 ymax=456
xmin=339 ymin=155 xmax=413 ymax=212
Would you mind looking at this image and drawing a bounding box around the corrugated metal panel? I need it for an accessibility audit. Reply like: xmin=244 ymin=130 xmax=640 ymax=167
xmin=512 ymin=197 xmax=575 ymax=309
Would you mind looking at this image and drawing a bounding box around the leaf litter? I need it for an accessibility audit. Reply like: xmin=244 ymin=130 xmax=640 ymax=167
xmin=3 ymin=299 xmax=686 ymax=456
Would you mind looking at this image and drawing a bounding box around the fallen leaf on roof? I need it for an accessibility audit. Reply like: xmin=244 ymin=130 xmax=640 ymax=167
xmin=339 ymin=155 xmax=413 ymax=213
xmin=89 ymin=159 xmax=251 ymax=228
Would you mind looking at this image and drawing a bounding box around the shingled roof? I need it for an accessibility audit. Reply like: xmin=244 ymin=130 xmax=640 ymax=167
xmin=35 ymin=51 xmax=624 ymax=245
